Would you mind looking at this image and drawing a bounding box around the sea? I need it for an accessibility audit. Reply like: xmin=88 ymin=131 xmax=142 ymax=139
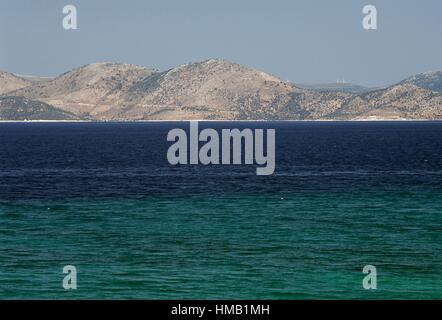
xmin=0 ymin=121 xmax=441 ymax=299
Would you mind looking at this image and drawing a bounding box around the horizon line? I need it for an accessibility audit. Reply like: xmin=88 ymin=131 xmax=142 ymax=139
xmin=1 ymin=58 xmax=440 ymax=88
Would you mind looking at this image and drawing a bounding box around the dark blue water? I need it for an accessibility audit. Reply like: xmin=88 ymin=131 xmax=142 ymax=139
xmin=0 ymin=122 xmax=441 ymax=299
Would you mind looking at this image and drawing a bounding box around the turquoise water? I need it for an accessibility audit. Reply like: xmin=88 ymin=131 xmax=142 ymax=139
xmin=1 ymin=190 xmax=441 ymax=299
xmin=0 ymin=122 xmax=441 ymax=299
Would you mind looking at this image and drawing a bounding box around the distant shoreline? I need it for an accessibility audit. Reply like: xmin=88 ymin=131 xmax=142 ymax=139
xmin=1 ymin=119 xmax=441 ymax=123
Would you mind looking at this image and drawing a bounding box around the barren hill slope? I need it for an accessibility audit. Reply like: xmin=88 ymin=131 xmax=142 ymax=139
xmin=111 ymin=59 xmax=303 ymax=120
xmin=331 ymin=83 xmax=442 ymax=120
xmin=400 ymin=71 xmax=442 ymax=93
xmin=4 ymin=60 xmax=442 ymax=120
xmin=0 ymin=72 xmax=32 ymax=95
xmin=13 ymin=63 xmax=156 ymax=117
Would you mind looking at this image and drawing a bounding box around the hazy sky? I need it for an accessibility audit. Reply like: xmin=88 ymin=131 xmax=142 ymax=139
xmin=0 ymin=0 xmax=441 ymax=86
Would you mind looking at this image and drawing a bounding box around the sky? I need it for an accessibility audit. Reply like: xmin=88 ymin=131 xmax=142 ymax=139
xmin=0 ymin=0 xmax=441 ymax=86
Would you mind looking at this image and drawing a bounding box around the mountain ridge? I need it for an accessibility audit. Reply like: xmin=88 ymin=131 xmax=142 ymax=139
xmin=1 ymin=60 xmax=441 ymax=121
xmin=399 ymin=71 xmax=442 ymax=93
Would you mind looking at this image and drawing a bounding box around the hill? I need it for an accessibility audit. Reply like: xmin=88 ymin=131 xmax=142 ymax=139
xmin=13 ymin=63 xmax=156 ymax=118
xmin=331 ymin=83 xmax=442 ymax=120
xmin=399 ymin=71 xmax=442 ymax=93
xmin=0 ymin=96 xmax=79 ymax=120
xmin=3 ymin=61 xmax=442 ymax=120
xmin=0 ymin=72 xmax=32 ymax=95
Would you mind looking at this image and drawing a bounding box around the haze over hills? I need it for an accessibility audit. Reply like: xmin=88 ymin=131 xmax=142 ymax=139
xmin=1 ymin=60 xmax=441 ymax=121
xmin=13 ymin=74 xmax=54 ymax=84
xmin=297 ymin=83 xmax=373 ymax=94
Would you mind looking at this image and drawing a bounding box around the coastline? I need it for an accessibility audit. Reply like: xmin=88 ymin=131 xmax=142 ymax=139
xmin=0 ymin=119 xmax=441 ymax=123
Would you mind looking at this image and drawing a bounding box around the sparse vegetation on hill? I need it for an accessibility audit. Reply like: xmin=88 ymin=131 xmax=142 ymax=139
xmin=1 ymin=60 xmax=441 ymax=120
xmin=0 ymin=96 xmax=79 ymax=120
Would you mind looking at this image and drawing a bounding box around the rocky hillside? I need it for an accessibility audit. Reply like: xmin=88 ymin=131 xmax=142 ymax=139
xmin=109 ymin=59 xmax=355 ymax=120
xmin=400 ymin=71 xmax=442 ymax=93
xmin=2 ymin=60 xmax=441 ymax=120
xmin=0 ymin=72 xmax=32 ymax=95
xmin=0 ymin=96 xmax=78 ymax=120
xmin=331 ymin=83 xmax=442 ymax=120
xmin=115 ymin=59 xmax=307 ymax=120
xmin=13 ymin=63 xmax=156 ymax=117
